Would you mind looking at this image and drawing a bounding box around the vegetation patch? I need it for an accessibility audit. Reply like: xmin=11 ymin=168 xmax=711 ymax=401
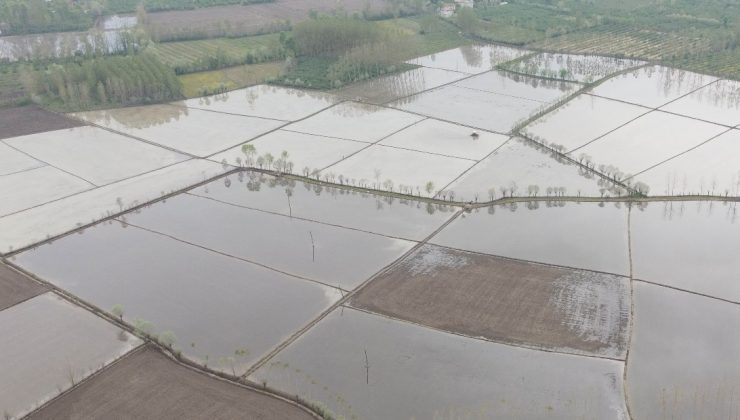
xmin=178 ymin=61 xmax=282 ymax=97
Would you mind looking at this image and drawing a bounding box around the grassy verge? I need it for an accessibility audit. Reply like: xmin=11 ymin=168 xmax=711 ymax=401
xmin=178 ymin=62 xmax=283 ymax=97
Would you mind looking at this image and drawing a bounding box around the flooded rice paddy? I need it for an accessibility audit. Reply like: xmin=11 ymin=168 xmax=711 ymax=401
xmin=190 ymin=172 xmax=455 ymax=241
xmin=0 ymin=142 xmax=45 ymax=176
xmin=336 ymin=67 xmax=467 ymax=104
xmin=631 ymin=201 xmax=740 ymax=302
xmin=284 ymin=102 xmax=423 ymax=143
xmin=431 ymin=202 xmax=630 ymax=275
xmin=116 ymin=192 xmax=415 ymax=289
xmin=4 ymin=126 xmax=188 ymax=186
xmin=660 ymin=79 xmax=740 ymax=127
xmin=250 ymin=307 xmax=628 ymax=420
xmin=73 ymin=105 xmax=285 ymax=157
xmin=504 ymin=53 xmax=644 ymax=83
xmin=0 ymin=166 xmax=94 ymax=217
xmin=0 ymin=292 xmax=141 ymax=419
xmin=11 ymin=221 xmax=341 ymax=376
xmin=589 ymin=65 xmax=718 ymax=108
xmin=178 ymin=85 xmax=337 ymax=120
xmin=524 ymin=94 xmax=650 ymax=152
xmin=454 ymin=70 xmax=580 ymax=103
xmin=443 ymin=137 xmax=606 ymax=201
xmin=408 ymin=44 xmax=530 ymax=75
xmin=627 ymin=282 xmax=740 ymax=419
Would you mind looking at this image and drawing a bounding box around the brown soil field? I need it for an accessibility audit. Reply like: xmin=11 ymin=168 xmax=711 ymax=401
xmin=147 ymin=0 xmax=388 ymax=39
xmin=28 ymin=346 xmax=315 ymax=420
xmin=0 ymin=263 xmax=47 ymax=311
xmin=350 ymin=244 xmax=630 ymax=359
xmin=0 ymin=106 xmax=83 ymax=140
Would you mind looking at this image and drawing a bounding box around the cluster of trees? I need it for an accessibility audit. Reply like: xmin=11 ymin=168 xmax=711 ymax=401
xmin=23 ymin=53 xmax=181 ymax=110
xmin=0 ymin=0 xmax=92 ymax=35
xmin=280 ymin=16 xmax=418 ymax=88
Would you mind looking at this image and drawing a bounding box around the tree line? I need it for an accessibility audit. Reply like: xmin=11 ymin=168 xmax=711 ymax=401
xmin=22 ymin=53 xmax=181 ymax=110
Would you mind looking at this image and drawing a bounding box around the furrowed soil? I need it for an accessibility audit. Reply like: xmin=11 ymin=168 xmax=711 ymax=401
xmin=0 ymin=106 xmax=84 ymax=140
xmin=350 ymin=244 xmax=630 ymax=358
xmin=27 ymin=346 xmax=314 ymax=420
xmin=0 ymin=263 xmax=47 ymax=311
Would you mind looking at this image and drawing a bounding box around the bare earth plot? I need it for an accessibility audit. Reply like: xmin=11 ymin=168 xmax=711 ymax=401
xmin=431 ymin=202 xmax=630 ymax=275
xmin=335 ymin=67 xmax=468 ymax=104
xmin=0 ymin=263 xmax=47 ymax=311
xmin=0 ymin=159 xmax=228 ymax=254
xmin=189 ymin=172 xmax=456 ymax=241
xmin=0 ymin=166 xmax=94 ymax=217
xmin=0 ymin=292 xmax=141 ymax=419
xmin=284 ymin=101 xmax=424 ymax=143
xmin=4 ymin=126 xmax=188 ymax=186
xmin=443 ymin=137 xmax=606 ymax=201
xmin=12 ymin=220 xmax=341 ymax=376
xmin=27 ymin=346 xmax=314 ymax=420
xmin=630 ymin=129 xmax=740 ymax=196
xmin=523 ymin=94 xmax=651 ymax=153
xmin=627 ymin=282 xmax=740 ymax=419
xmin=250 ymin=307 xmax=628 ymax=420
xmin=0 ymin=106 xmax=82 ymax=140
xmin=631 ymin=201 xmax=740 ymax=303
xmin=589 ymin=65 xmax=718 ymax=108
xmin=117 ymin=192 xmax=415 ymax=289
xmin=503 ymin=52 xmax=644 ymax=83
xmin=571 ymin=111 xmax=729 ymax=177
xmin=323 ymin=144 xmax=477 ymax=197
xmin=660 ymin=79 xmax=740 ymax=127
xmin=73 ymin=105 xmax=285 ymax=157
xmin=351 ymin=244 xmax=630 ymax=358
xmin=177 ymin=85 xmax=337 ymax=121
xmin=408 ymin=44 xmax=530 ymax=75
xmin=211 ymin=129 xmax=368 ymax=174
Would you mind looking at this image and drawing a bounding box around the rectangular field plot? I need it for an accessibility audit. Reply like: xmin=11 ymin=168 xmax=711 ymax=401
xmin=590 ymin=65 xmax=718 ymax=108
xmin=454 ymin=70 xmax=580 ymax=103
xmin=73 ymin=105 xmax=285 ymax=157
xmin=660 ymin=79 xmax=740 ymax=127
xmin=211 ymin=130 xmax=367 ymax=173
xmin=379 ymin=118 xmax=509 ymax=160
xmin=627 ymin=283 xmax=740 ymax=420
xmin=178 ymin=85 xmax=337 ymax=121
xmin=0 ymin=166 xmax=93 ymax=217
xmin=250 ymin=307 xmax=628 ymax=420
xmin=523 ymin=94 xmax=650 ymax=152
xmin=504 ymin=53 xmax=644 ymax=83
xmin=351 ymin=244 xmax=630 ymax=358
xmin=0 ymin=159 xmax=228 ymax=254
xmin=0 ymin=105 xmax=82 ymax=140
xmin=0 ymin=263 xmax=46 ymax=311
xmin=0 ymin=293 xmax=141 ymax=419
xmin=119 ymin=193 xmax=415 ymax=290
xmin=26 ymin=346 xmax=314 ymax=420
xmin=393 ymin=85 xmax=549 ymax=133
xmin=572 ymin=111 xmax=728 ymax=176
xmin=407 ymin=44 xmax=529 ymax=74
xmin=190 ymin=172 xmax=455 ymax=241
xmin=443 ymin=138 xmax=606 ymax=202
xmin=12 ymin=222 xmax=341 ymax=376
xmin=4 ymin=126 xmax=188 ymax=186
xmin=324 ymin=145 xmax=476 ymax=197
xmin=631 ymin=129 xmax=740 ymax=196
xmin=631 ymin=201 xmax=740 ymax=302
xmin=431 ymin=202 xmax=630 ymax=275
xmin=284 ymin=102 xmax=423 ymax=143
xmin=0 ymin=142 xmax=44 ymax=176
xmin=336 ymin=67 xmax=467 ymax=104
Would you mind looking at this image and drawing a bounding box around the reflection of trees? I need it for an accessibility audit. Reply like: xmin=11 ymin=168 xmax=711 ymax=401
xmin=340 ymin=68 xmax=428 ymax=104
xmin=509 ymin=52 xmax=643 ymax=82
xmin=459 ymin=44 xmax=484 ymax=69
xmin=641 ymin=200 xmax=738 ymax=224
xmin=81 ymin=105 xmax=189 ymax=129
xmin=221 ymin=170 xmax=453 ymax=215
